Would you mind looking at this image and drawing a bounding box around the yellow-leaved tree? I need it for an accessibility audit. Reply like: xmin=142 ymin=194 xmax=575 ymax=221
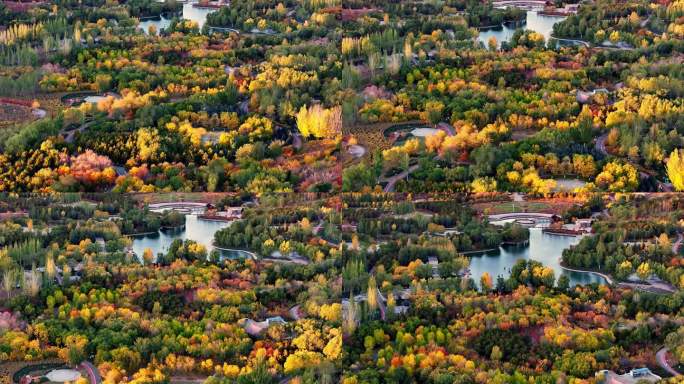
xmin=296 ymin=104 xmax=342 ymax=139
xmin=667 ymin=149 xmax=684 ymax=191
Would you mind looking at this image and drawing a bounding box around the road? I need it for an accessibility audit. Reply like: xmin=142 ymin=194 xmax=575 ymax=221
xmin=595 ymin=132 xmax=608 ymax=156
xmin=594 ymin=132 xmax=672 ymax=191
xmin=113 ymin=165 xmax=128 ymax=177
xmin=511 ymin=192 xmax=525 ymax=202
xmin=550 ymin=36 xmax=591 ymax=47
xmin=289 ymin=305 xmax=302 ymax=320
xmin=436 ymin=121 xmax=455 ymax=136
xmin=375 ymin=287 xmax=387 ymax=320
xmin=79 ymin=361 xmax=102 ymax=384
xmin=312 ymin=221 xmax=323 ymax=235
xmin=292 ymin=133 xmax=303 ymax=150
xmin=656 ymin=347 xmax=682 ymax=377
xmin=62 ymin=119 xmax=95 ymax=143
xmin=672 ymin=232 xmax=683 ymax=254
xmin=383 ymin=164 xmax=420 ymax=192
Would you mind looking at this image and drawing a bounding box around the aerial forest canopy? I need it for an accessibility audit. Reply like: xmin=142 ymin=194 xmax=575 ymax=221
xmin=0 ymin=0 xmax=681 ymax=194
xmin=0 ymin=0 xmax=683 ymax=383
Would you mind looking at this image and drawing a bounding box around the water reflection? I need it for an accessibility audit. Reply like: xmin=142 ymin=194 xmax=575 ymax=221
xmin=477 ymin=11 xmax=566 ymax=47
xmin=467 ymin=228 xmax=606 ymax=286
xmin=131 ymin=215 xmax=250 ymax=260
xmin=139 ymin=2 xmax=215 ymax=34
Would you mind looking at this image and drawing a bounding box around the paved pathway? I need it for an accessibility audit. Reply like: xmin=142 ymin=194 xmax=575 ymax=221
xmin=62 ymin=119 xmax=95 ymax=143
xmin=292 ymin=133 xmax=303 ymax=150
xmin=559 ymin=264 xmax=614 ymax=285
xmin=672 ymin=232 xmax=683 ymax=254
xmin=79 ymin=361 xmax=102 ymax=384
xmin=595 ymin=132 xmax=608 ymax=156
xmin=656 ymin=347 xmax=682 ymax=377
xmin=348 ymin=144 xmax=366 ymax=158
xmin=551 ymin=36 xmax=591 ymax=47
xmin=488 ymin=212 xmax=554 ymax=221
xmin=148 ymin=201 xmax=207 ymax=210
xmin=113 ymin=165 xmax=127 ymax=177
xmin=312 ymin=221 xmax=324 ymax=235
xmin=594 ymin=132 xmax=671 ymax=191
xmin=511 ymin=192 xmax=525 ymax=202
xmin=436 ymin=121 xmax=455 ymax=136
xmin=383 ymin=164 xmax=419 ymax=192
xmin=289 ymin=305 xmax=302 ymax=320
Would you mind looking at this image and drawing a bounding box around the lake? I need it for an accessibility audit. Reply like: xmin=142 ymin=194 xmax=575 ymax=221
xmin=467 ymin=228 xmax=606 ymax=286
xmin=139 ymin=2 xmax=216 ymax=34
xmin=477 ymin=11 xmax=566 ymax=47
xmin=131 ymin=214 xmax=253 ymax=261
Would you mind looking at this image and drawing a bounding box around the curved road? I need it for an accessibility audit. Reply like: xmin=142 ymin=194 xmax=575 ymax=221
xmin=383 ymin=164 xmax=420 ymax=192
xmin=289 ymin=305 xmax=303 ymax=320
xmin=595 ymin=132 xmax=672 ymax=191
xmin=672 ymin=232 xmax=683 ymax=254
xmin=656 ymin=347 xmax=682 ymax=377
xmin=62 ymin=119 xmax=95 ymax=143
xmin=436 ymin=121 xmax=455 ymax=136
xmin=595 ymin=132 xmax=608 ymax=156
xmin=550 ymin=36 xmax=591 ymax=47
xmin=79 ymin=361 xmax=102 ymax=384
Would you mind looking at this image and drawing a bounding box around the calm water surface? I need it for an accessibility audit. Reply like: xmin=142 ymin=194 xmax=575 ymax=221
xmin=468 ymin=228 xmax=606 ymax=286
xmin=139 ymin=2 xmax=215 ymax=33
xmin=132 ymin=214 xmax=251 ymax=260
xmin=477 ymin=11 xmax=566 ymax=47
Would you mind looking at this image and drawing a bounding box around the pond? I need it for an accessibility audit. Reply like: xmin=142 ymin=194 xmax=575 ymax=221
xmin=477 ymin=11 xmax=566 ymax=47
xmin=410 ymin=127 xmax=441 ymax=137
xmin=139 ymin=2 xmax=216 ymax=33
xmin=384 ymin=123 xmax=440 ymax=146
xmin=131 ymin=214 xmax=253 ymax=261
xmin=467 ymin=228 xmax=607 ymax=286
xmin=84 ymin=95 xmax=107 ymax=104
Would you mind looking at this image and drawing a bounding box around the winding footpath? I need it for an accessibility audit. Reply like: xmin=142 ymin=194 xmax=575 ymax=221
xmin=383 ymin=164 xmax=420 ymax=192
xmin=595 ymin=132 xmax=608 ymax=156
xmin=61 ymin=119 xmax=96 ymax=143
xmin=289 ymin=305 xmax=303 ymax=320
xmin=436 ymin=121 xmax=455 ymax=136
xmin=79 ymin=361 xmax=102 ymax=384
xmin=550 ymin=36 xmax=591 ymax=48
xmin=672 ymin=232 xmax=683 ymax=254
xmin=595 ymin=132 xmax=672 ymax=191
xmin=656 ymin=347 xmax=682 ymax=377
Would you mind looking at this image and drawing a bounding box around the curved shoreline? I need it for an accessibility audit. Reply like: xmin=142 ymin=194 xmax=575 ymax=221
xmin=126 ymin=231 xmax=160 ymax=237
xmin=558 ymin=261 xmax=614 ymax=285
xmin=460 ymin=247 xmax=500 ymax=255
xmin=548 ymin=35 xmax=591 ymax=47
xmin=488 ymin=212 xmax=555 ymax=221
xmin=213 ymin=246 xmax=257 ymax=259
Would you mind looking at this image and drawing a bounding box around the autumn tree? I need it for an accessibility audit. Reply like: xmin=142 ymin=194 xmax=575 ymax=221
xmin=142 ymin=248 xmax=154 ymax=265
xmin=636 ymin=262 xmax=651 ymax=281
xmin=296 ymin=104 xmax=342 ymax=139
xmin=480 ymin=272 xmax=493 ymax=292
xmin=667 ymin=149 xmax=684 ymax=191
xmin=490 ymin=345 xmax=502 ymax=361
xmin=367 ymin=275 xmax=378 ymax=312
xmin=60 ymin=334 xmax=87 ymax=365
xmin=665 ymin=328 xmax=684 ymax=365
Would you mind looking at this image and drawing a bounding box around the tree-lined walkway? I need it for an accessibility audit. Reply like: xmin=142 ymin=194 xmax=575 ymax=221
xmin=382 ymin=164 xmax=419 ymax=192
xmin=672 ymin=232 xmax=683 ymax=254
xmin=656 ymin=347 xmax=682 ymax=377
xmin=79 ymin=361 xmax=102 ymax=384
